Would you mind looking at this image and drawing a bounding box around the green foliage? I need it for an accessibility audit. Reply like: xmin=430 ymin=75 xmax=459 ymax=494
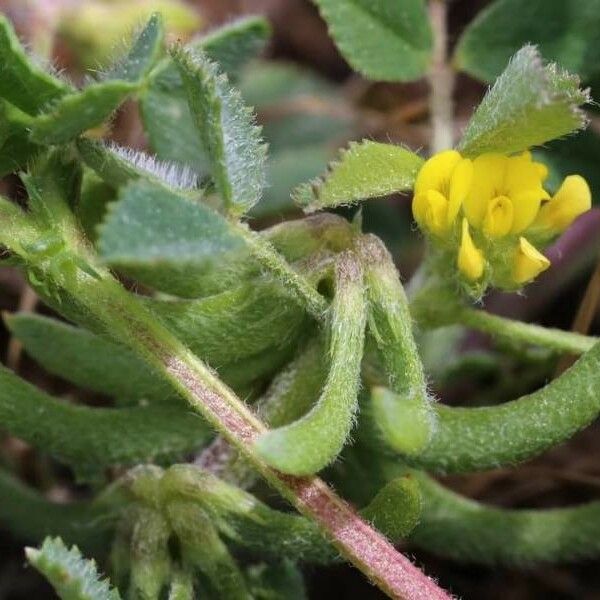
xmin=98 ymin=179 xmax=245 ymax=280
xmin=1 ymin=5 xmax=600 ymax=599
xmin=0 ymin=16 xmax=71 ymax=115
xmin=255 ymin=254 xmax=366 ymax=474
xmin=400 ymin=341 xmax=600 ymax=473
xmin=140 ymin=16 xmax=270 ymax=175
xmin=455 ymin=0 xmax=600 ymax=83
xmin=30 ymin=15 xmax=165 ymax=145
xmin=458 ymin=45 xmax=590 ymax=156
xmin=0 ymin=364 xmax=210 ymax=470
xmin=312 ymin=0 xmax=432 ymax=81
xmin=26 ymin=537 xmax=122 ymax=600
xmin=361 ymin=477 xmax=422 ymax=542
xmin=411 ymin=473 xmax=600 ymax=564
xmin=6 ymin=313 xmax=171 ymax=403
xmin=294 ymin=140 xmax=423 ymax=212
xmin=171 ymin=47 xmax=267 ymax=216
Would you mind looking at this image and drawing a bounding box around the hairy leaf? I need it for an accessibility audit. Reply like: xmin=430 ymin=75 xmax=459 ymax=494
xmin=411 ymin=473 xmax=600 ymax=565
xmin=6 ymin=313 xmax=171 ymax=403
xmin=199 ymin=16 xmax=272 ymax=78
xmin=455 ymin=0 xmax=600 ymax=83
xmin=77 ymin=139 xmax=199 ymax=191
xmin=98 ymin=179 xmax=246 ymax=276
xmin=0 ymin=470 xmax=115 ymax=552
xmin=255 ymin=254 xmax=366 ymax=475
xmin=393 ymin=341 xmax=600 ymax=473
xmin=103 ymin=13 xmax=165 ymax=82
xmin=146 ymin=281 xmax=308 ymax=366
xmin=29 ymin=15 xmax=164 ymax=145
xmin=171 ymin=47 xmax=267 ymax=215
xmin=0 ymin=365 xmax=210 ymax=469
xmin=26 ymin=537 xmax=122 ymax=600
xmin=140 ymin=16 xmax=270 ymax=175
xmin=458 ymin=45 xmax=590 ymax=157
xmin=293 ymin=141 xmax=423 ymax=212
xmin=0 ymin=15 xmax=71 ymax=115
xmin=167 ymin=502 xmax=250 ymax=600
xmin=312 ymin=0 xmax=432 ymax=81
xmin=0 ymin=100 xmax=40 ymax=176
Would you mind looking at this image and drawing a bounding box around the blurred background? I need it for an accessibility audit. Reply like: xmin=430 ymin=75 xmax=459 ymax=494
xmin=0 ymin=1 xmax=599 ymax=598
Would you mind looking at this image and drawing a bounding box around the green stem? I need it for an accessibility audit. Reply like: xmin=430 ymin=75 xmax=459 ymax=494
xmin=35 ymin=243 xmax=449 ymax=599
xmin=455 ymin=306 xmax=597 ymax=355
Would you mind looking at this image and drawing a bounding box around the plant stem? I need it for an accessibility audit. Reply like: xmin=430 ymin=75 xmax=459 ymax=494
xmin=456 ymin=307 xmax=597 ymax=355
xmin=58 ymin=265 xmax=450 ymax=599
xmin=427 ymin=0 xmax=454 ymax=153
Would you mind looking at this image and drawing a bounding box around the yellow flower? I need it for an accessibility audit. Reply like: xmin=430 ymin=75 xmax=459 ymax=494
xmin=412 ymin=150 xmax=473 ymax=236
xmin=534 ymin=175 xmax=591 ymax=233
xmin=463 ymin=152 xmax=549 ymax=237
xmin=512 ymin=237 xmax=550 ymax=284
xmin=412 ymin=149 xmax=592 ymax=292
xmin=457 ymin=218 xmax=485 ymax=281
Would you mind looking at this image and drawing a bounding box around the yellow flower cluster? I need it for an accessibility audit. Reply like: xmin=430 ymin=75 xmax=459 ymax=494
xmin=412 ymin=150 xmax=591 ymax=290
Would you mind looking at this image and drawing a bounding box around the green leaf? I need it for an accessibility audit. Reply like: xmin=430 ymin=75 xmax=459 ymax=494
xmin=127 ymin=507 xmax=172 ymax=600
xmin=76 ymin=138 xmax=199 ymax=191
xmin=98 ymin=179 xmax=247 ymax=278
xmin=140 ymin=17 xmax=271 ymax=174
xmin=360 ymin=236 xmax=435 ymax=455
xmin=103 ymin=13 xmax=165 ymax=83
xmin=29 ymin=80 xmax=137 ymax=145
xmin=312 ymin=0 xmax=432 ymax=81
xmin=0 ymin=100 xmax=40 ymax=176
xmin=455 ymin=0 xmax=600 ymax=83
xmin=146 ymin=281 xmax=308 ymax=366
xmin=411 ymin=472 xmax=600 ymax=565
xmin=199 ymin=16 xmax=272 ymax=79
xmin=255 ymin=254 xmax=366 ymax=475
xmin=293 ymin=141 xmax=423 ymax=213
xmin=246 ymin=560 xmax=308 ymax=600
xmin=167 ymin=502 xmax=250 ymax=600
xmin=361 ymin=477 xmax=422 ymax=541
xmin=6 ymin=313 xmax=171 ymax=403
xmin=458 ymin=45 xmax=590 ymax=157
xmin=392 ymin=341 xmax=600 ymax=473
xmin=171 ymin=47 xmax=267 ymax=216
xmin=29 ymin=15 xmax=164 ymax=145
xmin=0 ymin=15 xmax=71 ymax=115
xmin=0 ymin=364 xmax=210 ymax=470
xmin=0 ymin=470 xmax=114 ymax=552
xmin=25 ymin=537 xmax=122 ymax=600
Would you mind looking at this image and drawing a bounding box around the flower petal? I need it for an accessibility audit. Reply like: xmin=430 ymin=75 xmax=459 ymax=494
xmin=534 ymin=175 xmax=592 ymax=232
xmin=447 ymin=158 xmax=473 ymax=226
xmin=483 ymin=195 xmax=514 ymax=238
xmin=458 ymin=218 xmax=485 ymax=281
xmin=414 ymin=150 xmax=462 ymax=196
xmin=463 ymin=153 xmax=507 ymax=227
xmin=512 ymin=237 xmax=550 ymax=284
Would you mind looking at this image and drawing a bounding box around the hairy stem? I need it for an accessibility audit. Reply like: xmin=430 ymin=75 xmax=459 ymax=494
xmin=33 ymin=247 xmax=449 ymax=598
xmin=427 ymin=0 xmax=454 ymax=153
xmin=455 ymin=306 xmax=597 ymax=355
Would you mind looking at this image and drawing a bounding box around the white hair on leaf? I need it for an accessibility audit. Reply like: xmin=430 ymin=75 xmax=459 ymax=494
xmin=108 ymin=142 xmax=199 ymax=191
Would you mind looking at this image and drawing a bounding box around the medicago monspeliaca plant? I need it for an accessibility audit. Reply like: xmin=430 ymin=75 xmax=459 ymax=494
xmin=0 ymin=3 xmax=598 ymax=599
